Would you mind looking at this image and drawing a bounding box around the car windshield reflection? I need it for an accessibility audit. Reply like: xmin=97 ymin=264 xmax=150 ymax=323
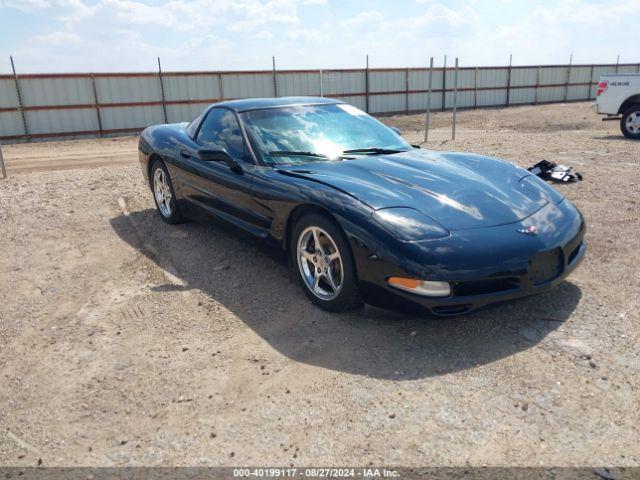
xmin=240 ymin=103 xmax=412 ymax=164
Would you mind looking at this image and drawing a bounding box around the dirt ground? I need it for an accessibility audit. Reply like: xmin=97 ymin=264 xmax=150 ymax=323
xmin=0 ymin=102 xmax=639 ymax=467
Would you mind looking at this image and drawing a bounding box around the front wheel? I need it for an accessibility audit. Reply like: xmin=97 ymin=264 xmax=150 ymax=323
xmin=621 ymin=106 xmax=640 ymax=140
xmin=291 ymin=214 xmax=363 ymax=312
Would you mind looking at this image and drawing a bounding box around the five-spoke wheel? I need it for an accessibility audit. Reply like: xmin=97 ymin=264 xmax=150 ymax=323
xmin=154 ymin=168 xmax=173 ymax=217
xmin=297 ymin=226 xmax=344 ymax=300
xmin=291 ymin=213 xmax=363 ymax=312
xmin=151 ymin=160 xmax=181 ymax=224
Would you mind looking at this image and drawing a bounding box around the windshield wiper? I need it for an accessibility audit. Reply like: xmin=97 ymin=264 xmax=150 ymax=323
xmin=342 ymin=147 xmax=405 ymax=155
xmin=268 ymin=150 xmax=329 ymax=159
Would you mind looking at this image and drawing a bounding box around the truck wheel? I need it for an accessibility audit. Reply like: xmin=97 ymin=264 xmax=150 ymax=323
xmin=621 ymin=106 xmax=640 ymax=140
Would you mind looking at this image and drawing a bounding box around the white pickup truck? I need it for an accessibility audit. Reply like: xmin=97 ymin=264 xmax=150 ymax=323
xmin=594 ymin=74 xmax=640 ymax=139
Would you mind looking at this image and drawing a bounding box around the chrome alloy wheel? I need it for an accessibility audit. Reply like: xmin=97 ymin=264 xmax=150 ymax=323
xmin=625 ymin=110 xmax=640 ymax=134
xmin=296 ymin=226 xmax=344 ymax=300
xmin=153 ymin=168 xmax=173 ymax=217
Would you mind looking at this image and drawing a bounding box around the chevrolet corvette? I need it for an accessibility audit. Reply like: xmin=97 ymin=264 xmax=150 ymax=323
xmin=138 ymin=97 xmax=586 ymax=316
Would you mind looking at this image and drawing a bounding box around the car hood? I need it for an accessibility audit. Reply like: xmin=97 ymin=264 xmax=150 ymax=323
xmin=277 ymin=149 xmax=560 ymax=231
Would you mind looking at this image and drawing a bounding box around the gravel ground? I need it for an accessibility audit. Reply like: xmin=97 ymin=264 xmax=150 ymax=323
xmin=0 ymin=102 xmax=639 ymax=467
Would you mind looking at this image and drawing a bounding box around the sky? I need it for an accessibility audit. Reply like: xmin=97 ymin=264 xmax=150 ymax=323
xmin=0 ymin=0 xmax=637 ymax=73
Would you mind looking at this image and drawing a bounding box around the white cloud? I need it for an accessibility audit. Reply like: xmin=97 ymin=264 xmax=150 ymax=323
xmin=472 ymin=0 xmax=637 ymax=65
xmin=1 ymin=0 xmax=636 ymax=71
xmin=0 ymin=0 xmax=51 ymax=12
xmin=0 ymin=0 xmax=332 ymax=71
xmin=1 ymin=0 xmax=328 ymax=31
xmin=344 ymin=2 xmax=478 ymax=59
xmin=0 ymin=0 xmax=92 ymax=18
xmin=286 ymin=27 xmax=329 ymax=43
xmin=9 ymin=25 xmax=237 ymax=72
xmin=379 ymin=4 xmax=475 ymax=32
xmin=245 ymin=30 xmax=275 ymax=40
xmin=340 ymin=10 xmax=383 ymax=28
xmin=97 ymin=0 xmax=184 ymax=28
xmin=532 ymin=0 xmax=635 ymax=24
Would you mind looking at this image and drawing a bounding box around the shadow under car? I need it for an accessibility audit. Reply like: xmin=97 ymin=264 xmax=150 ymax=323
xmin=110 ymin=208 xmax=581 ymax=380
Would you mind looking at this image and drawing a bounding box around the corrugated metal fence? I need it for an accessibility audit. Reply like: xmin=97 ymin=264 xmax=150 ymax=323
xmin=1 ymin=62 xmax=639 ymax=142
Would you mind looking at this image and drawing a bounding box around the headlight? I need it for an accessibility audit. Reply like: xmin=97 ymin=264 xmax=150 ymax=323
xmin=372 ymin=207 xmax=449 ymax=241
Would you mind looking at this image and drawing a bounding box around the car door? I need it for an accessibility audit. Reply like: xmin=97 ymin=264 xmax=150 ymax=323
xmin=180 ymin=107 xmax=263 ymax=235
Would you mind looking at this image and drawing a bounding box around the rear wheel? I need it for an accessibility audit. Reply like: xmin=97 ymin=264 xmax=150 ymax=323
xmin=151 ymin=160 xmax=182 ymax=224
xmin=291 ymin=213 xmax=363 ymax=312
xmin=621 ymin=105 xmax=640 ymax=140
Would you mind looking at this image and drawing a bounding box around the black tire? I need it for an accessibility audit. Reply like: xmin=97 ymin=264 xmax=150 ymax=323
xmin=290 ymin=213 xmax=363 ymax=312
xmin=151 ymin=160 xmax=182 ymax=224
xmin=620 ymin=105 xmax=640 ymax=140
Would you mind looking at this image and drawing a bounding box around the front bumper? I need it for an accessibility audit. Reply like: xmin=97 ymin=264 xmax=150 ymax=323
xmin=354 ymin=199 xmax=586 ymax=316
xmin=360 ymin=238 xmax=585 ymax=316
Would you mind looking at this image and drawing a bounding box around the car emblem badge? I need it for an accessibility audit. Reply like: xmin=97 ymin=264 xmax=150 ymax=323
xmin=518 ymin=225 xmax=538 ymax=236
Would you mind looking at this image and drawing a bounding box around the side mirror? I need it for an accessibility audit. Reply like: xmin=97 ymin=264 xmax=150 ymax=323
xmin=389 ymin=126 xmax=401 ymax=136
xmin=198 ymin=148 xmax=242 ymax=173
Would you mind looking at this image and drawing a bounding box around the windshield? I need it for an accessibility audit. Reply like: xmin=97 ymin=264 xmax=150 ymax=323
xmin=240 ymin=103 xmax=412 ymax=164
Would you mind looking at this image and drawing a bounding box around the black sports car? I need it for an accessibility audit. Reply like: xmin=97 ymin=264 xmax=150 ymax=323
xmin=138 ymin=97 xmax=585 ymax=316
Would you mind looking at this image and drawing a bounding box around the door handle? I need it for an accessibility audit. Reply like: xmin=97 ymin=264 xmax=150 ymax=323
xmin=180 ymin=150 xmax=191 ymax=158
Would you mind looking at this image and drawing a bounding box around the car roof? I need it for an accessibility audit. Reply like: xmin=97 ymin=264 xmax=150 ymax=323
xmin=212 ymin=96 xmax=343 ymax=112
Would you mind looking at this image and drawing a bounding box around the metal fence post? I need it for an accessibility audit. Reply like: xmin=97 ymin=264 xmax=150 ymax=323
xmin=474 ymin=66 xmax=478 ymax=109
xmin=272 ymin=56 xmax=278 ymax=97
xmin=90 ymin=74 xmax=103 ymax=137
xmin=319 ymin=69 xmax=324 ymax=97
xmin=534 ymin=65 xmax=541 ymax=104
xmin=365 ymin=54 xmax=370 ymax=113
xmin=441 ymin=55 xmax=447 ymax=112
xmin=588 ymin=64 xmax=595 ymax=100
xmin=505 ymin=54 xmax=512 ymax=107
xmin=0 ymin=143 xmax=7 ymax=179
xmin=615 ymin=55 xmax=620 ymax=73
xmin=157 ymin=57 xmax=168 ymax=124
xmin=564 ymin=54 xmax=572 ymax=102
xmin=424 ymin=57 xmax=434 ymax=143
xmin=452 ymin=58 xmax=459 ymax=140
xmin=10 ymin=56 xmax=30 ymax=142
xmin=218 ymin=72 xmax=225 ymax=100
xmin=405 ymin=67 xmax=409 ymax=114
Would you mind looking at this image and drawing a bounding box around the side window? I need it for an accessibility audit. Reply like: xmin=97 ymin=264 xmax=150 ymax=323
xmin=186 ymin=112 xmax=203 ymax=138
xmin=196 ymin=108 xmax=247 ymax=161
